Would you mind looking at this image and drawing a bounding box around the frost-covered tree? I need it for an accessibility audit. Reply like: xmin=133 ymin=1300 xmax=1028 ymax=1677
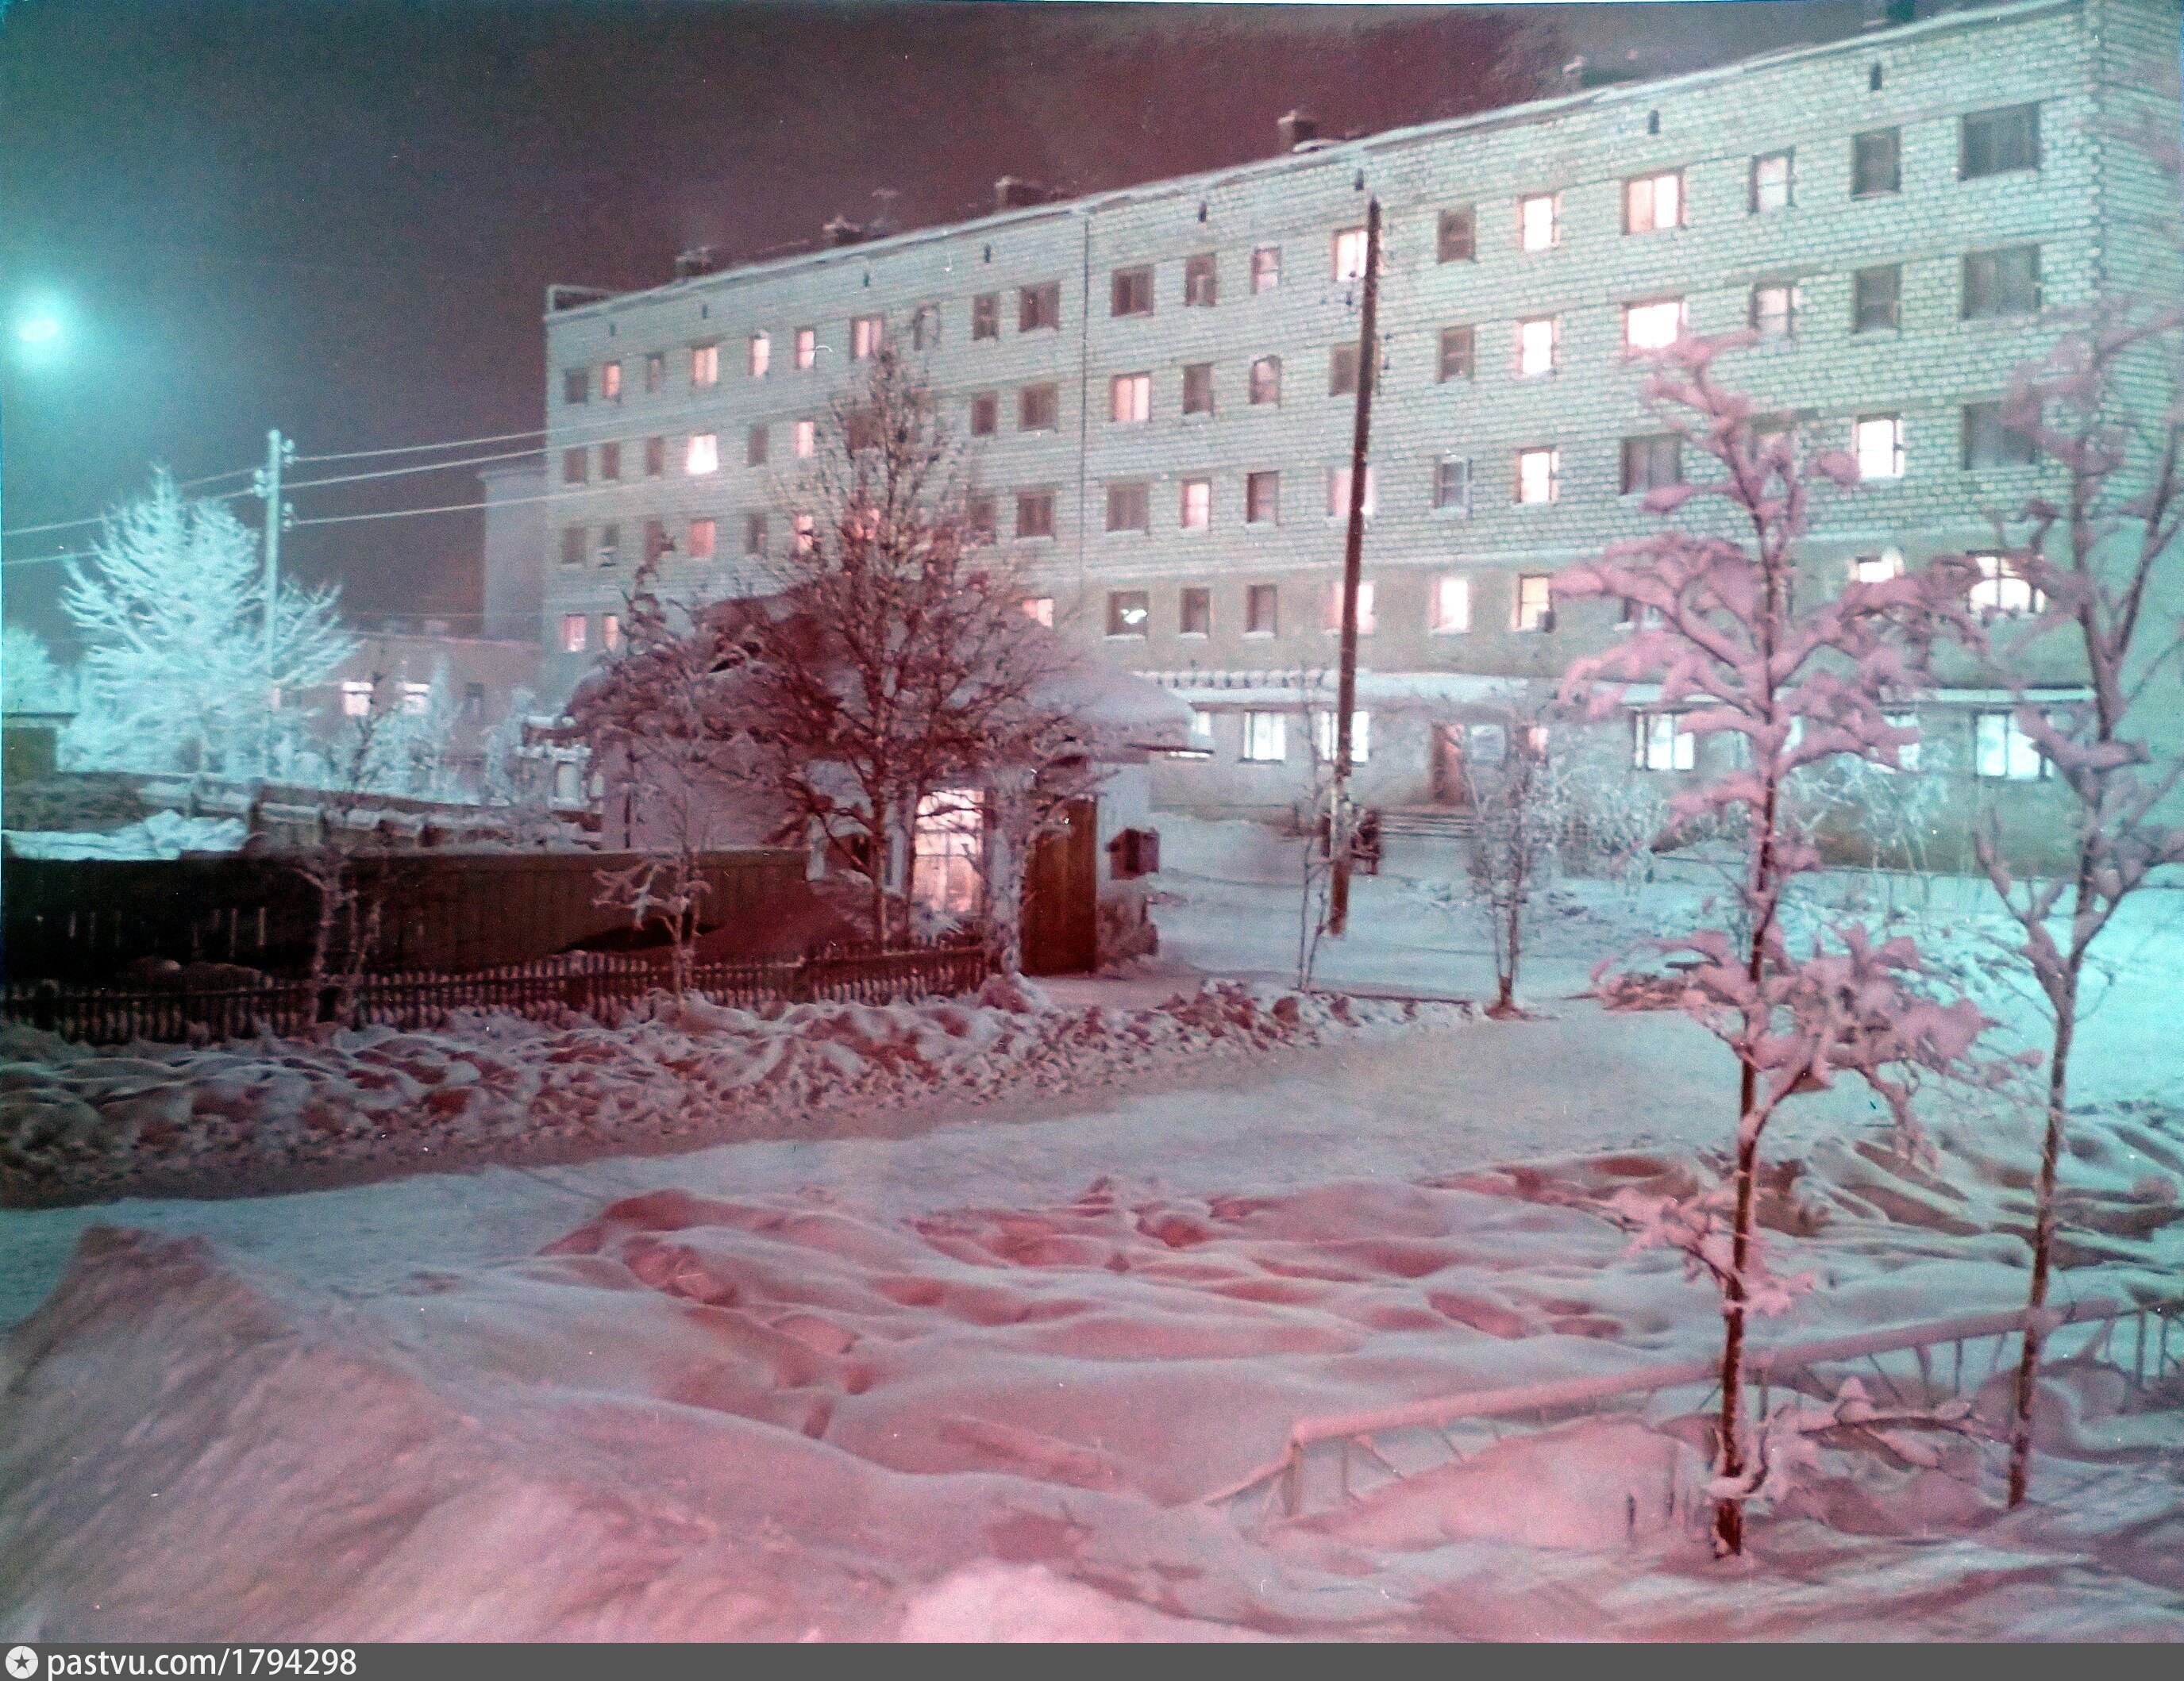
xmin=2 ymin=624 xmax=71 ymax=714
xmin=1558 ymin=334 xmax=1997 ymax=1556
xmin=1958 ymin=299 xmax=2184 ymax=1509
xmin=60 ymin=470 xmax=354 ymax=775
xmin=1460 ymin=710 xmax=1570 ymax=1017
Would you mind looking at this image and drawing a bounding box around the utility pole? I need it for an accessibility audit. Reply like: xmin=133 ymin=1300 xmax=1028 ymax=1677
xmin=1327 ymin=198 xmax=1380 ymax=938
xmin=252 ymin=427 xmax=295 ymax=771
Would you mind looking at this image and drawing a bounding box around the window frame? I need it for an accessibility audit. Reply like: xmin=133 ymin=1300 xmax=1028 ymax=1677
xmin=1622 ymin=170 xmax=1685 ymax=234
xmin=1019 ymin=282 xmax=1061 ymax=333
xmin=1431 ymin=573 xmax=1472 ymax=635
xmin=1962 ymin=244 xmax=2042 ymax=321
xmin=1183 ymin=252 xmax=1219 ymax=307
xmin=1620 ymin=433 xmax=1684 ymax=496
xmin=1515 ymin=446 xmax=1560 ymax=506
xmin=1851 ymin=128 xmax=1902 ymax=198
xmin=1514 ymin=572 xmax=1555 ymax=633
xmin=1962 ymin=401 xmax=2040 ymax=470
xmin=1018 ymin=383 xmax=1060 ymax=433
xmin=1853 ymin=414 xmax=1905 ymax=482
xmin=1245 ymin=470 xmax=1281 ymax=527
xmin=1240 ymin=710 xmax=1288 ymax=763
xmin=1437 ymin=206 xmax=1477 ymax=263
xmin=1434 ymin=456 xmax=1472 ymax=515
xmin=1517 ymin=193 xmax=1559 ymax=252
xmin=1245 ymin=582 xmax=1279 ymax=637
xmin=1749 ymin=149 xmax=1795 ymax=214
xmin=1249 ymin=355 xmax=1282 ymax=406
xmin=1110 ymin=265 xmax=1154 ymax=318
xmin=1179 ymin=477 xmax=1212 ymax=531
xmin=1250 ymin=245 xmax=1281 ymax=294
xmin=1104 ymin=479 xmax=1151 ymax=534
xmin=1852 ymin=263 xmax=1903 ymax=334
xmin=1108 ymin=371 xmax=1152 ymax=425
xmin=1015 ymin=489 xmax=1056 ymax=540
xmin=1181 ymin=360 xmax=1215 ymax=417
xmin=1623 ymin=296 xmax=1686 ymax=355
xmin=1633 ymin=711 xmax=1697 ymax=771
xmin=1516 ymin=314 xmax=1561 ymax=377
xmin=1180 ymin=585 xmax=1212 ymax=637
xmin=1959 ymin=103 xmax=2041 ymax=179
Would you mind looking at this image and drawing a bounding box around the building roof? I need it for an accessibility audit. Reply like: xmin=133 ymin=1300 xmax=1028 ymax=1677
xmin=546 ymin=0 xmax=2078 ymax=326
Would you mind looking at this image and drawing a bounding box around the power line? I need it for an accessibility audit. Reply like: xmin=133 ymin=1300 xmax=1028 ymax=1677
xmin=295 ymin=426 xmax=547 ymax=464
xmin=284 ymin=442 xmax=549 ymax=491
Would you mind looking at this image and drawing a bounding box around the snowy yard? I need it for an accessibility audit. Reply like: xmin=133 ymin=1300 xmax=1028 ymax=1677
xmin=4 ymin=817 xmax=2184 ymax=1639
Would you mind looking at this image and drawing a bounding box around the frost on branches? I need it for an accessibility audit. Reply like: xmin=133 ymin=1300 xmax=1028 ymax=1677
xmin=1956 ymin=298 xmax=2184 ymax=1510
xmin=60 ymin=469 xmax=356 ymax=776
xmin=1554 ymin=333 xmax=2001 ymax=1556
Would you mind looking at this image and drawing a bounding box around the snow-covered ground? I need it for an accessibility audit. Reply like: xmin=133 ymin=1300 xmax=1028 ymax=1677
xmin=1 ymin=810 xmax=247 ymax=860
xmin=4 ymin=817 xmax=2183 ymax=1639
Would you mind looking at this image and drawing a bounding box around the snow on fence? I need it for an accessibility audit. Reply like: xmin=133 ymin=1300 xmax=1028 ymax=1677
xmin=1208 ymin=1293 xmax=2184 ymax=1521
xmin=1 ymin=940 xmax=996 ymax=1046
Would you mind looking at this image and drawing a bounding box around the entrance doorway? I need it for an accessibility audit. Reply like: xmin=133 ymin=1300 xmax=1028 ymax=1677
xmin=1430 ymin=724 xmax=1472 ymax=807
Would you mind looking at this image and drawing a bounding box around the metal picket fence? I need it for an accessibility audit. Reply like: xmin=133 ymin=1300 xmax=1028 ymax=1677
xmin=2 ymin=939 xmax=996 ymax=1046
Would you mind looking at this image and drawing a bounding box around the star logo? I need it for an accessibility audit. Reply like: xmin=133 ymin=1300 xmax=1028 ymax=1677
xmin=6 ymin=1647 xmax=38 ymax=1681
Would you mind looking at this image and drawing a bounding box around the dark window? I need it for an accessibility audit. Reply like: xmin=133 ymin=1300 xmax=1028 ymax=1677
xmin=1621 ymin=433 xmax=1684 ymax=494
xmin=1434 ymin=456 xmax=1470 ymax=513
xmin=1106 ymin=590 xmax=1150 ymax=637
xmin=1437 ymin=207 xmax=1476 ymax=263
xmin=910 ymin=306 xmax=937 ymax=351
xmin=1249 ymin=356 xmax=1281 ymax=406
xmin=560 ymin=525 xmax=586 ymax=567
xmin=1329 ymin=343 xmax=1359 ymax=397
xmin=1184 ymin=253 xmax=1218 ymax=307
xmin=1016 ymin=490 xmax=1054 ymax=538
xmin=971 ymin=293 xmax=999 ymax=340
xmin=1962 ymin=402 xmax=2039 ymax=468
xmin=1180 ymin=587 xmax=1211 ymax=636
xmin=745 ymin=425 xmax=768 ymax=467
xmin=645 ymin=436 xmax=665 ymax=478
xmin=644 ymin=354 xmax=664 ymax=394
xmin=562 ymin=448 xmax=587 ymax=486
xmin=1019 ymin=383 xmax=1058 ymax=432
xmin=844 ymin=410 xmax=880 ymax=454
xmin=1111 ymin=266 xmax=1154 ymax=317
xmin=599 ymin=441 xmax=622 ymax=481
xmin=596 ymin=522 xmax=620 ymax=565
xmin=562 ymin=368 xmax=588 ymax=405
xmin=1961 ymin=103 xmax=2040 ymax=178
xmin=1246 ymin=471 xmax=1280 ymax=525
xmin=1181 ymin=362 xmax=1215 ymax=416
xmin=1105 ymin=481 xmax=1150 ymax=533
xmin=744 ymin=513 xmax=767 ymax=556
xmin=1438 ymin=325 xmax=1475 ymax=383
xmin=1018 ymin=283 xmax=1060 ymax=333
xmin=969 ymin=392 xmax=998 ymax=437
xmin=1852 ymin=129 xmax=1901 ymax=197
xmin=643 ymin=517 xmax=667 ymax=560
xmin=462 ymin=683 xmax=486 ymax=722
xmin=1246 ymin=583 xmax=1278 ymax=636
xmin=1963 ymin=245 xmax=2041 ymax=319
xmin=1853 ymin=264 xmax=1902 ymax=333
xmin=966 ymin=494 xmax=996 ymax=544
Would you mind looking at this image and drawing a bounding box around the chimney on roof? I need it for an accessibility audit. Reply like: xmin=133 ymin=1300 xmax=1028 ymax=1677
xmin=993 ymin=175 xmax=1050 ymax=212
xmin=1277 ymin=109 xmax=1319 ymax=153
xmin=821 ymin=215 xmax=866 ymax=248
xmin=673 ymin=245 xmax=718 ymax=280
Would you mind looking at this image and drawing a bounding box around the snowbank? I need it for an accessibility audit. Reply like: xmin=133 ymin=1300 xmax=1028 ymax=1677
xmin=1 ymin=981 xmax=1465 ymax=1204
xmin=2 ymin=810 xmax=248 ymax=860
xmin=5 ymin=1102 xmax=2180 ymax=1640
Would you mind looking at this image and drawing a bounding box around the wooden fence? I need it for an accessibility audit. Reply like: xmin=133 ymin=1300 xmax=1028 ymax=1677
xmin=2 ymin=941 xmax=996 ymax=1046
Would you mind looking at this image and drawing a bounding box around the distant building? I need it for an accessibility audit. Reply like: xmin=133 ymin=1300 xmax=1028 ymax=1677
xmin=288 ymin=622 xmax=540 ymax=792
xmin=514 ymin=0 xmax=2183 ymax=863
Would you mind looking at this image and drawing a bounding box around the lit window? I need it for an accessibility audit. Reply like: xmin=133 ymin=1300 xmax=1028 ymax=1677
xmin=749 ymin=333 xmax=770 ymax=378
xmin=1974 ymin=711 xmax=2047 ymax=779
xmin=1435 ymin=457 xmax=1471 ymax=514
xmin=1109 ymin=373 xmax=1151 ymax=423
xmin=794 ymin=327 xmax=817 ymax=369
xmin=1332 ymin=226 xmax=1369 ymax=281
xmin=1849 ymin=548 xmax=1904 ymax=585
xmin=1017 ymin=490 xmax=1055 ymax=539
xmin=1431 ymin=575 xmax=1471 ymax=634
xmin=1182 ymin=362 xmax=1215 ymax=416
xmin=1104 ymin=481 xmax=1150 ymax=533
xmin=1620 ymin=598 xmax=1665 ymax=632
xmin=1107 ymin=590 xmax=1150 ymax=637
xmin=1022 ymin=597 xmax=1054 ymax=627
xmin=1246 ymin=583 xmax=1278 ymax=636
xmin=795 ymin=418 xmax=817 ymax=457
xmin=1624 ymin=171 xmax=1683 ymax=233
xmin=1516 ymin=448 xmax=1559 ymax=505
xmin=1242 ymin=711 xmax=1288 ymax=762
xmin=691 ymin=343 xmax=718 ymax=387
xmin=688 ymin=517 xmax=717 ymax=560
xmin=1189 ymin=707 xmax=1214 ymax=742
xmin=1518 ymin=315 xmax=1560 ymax=375
xmin=1518 ymin=194 xmax=1558 ymax=252
xmin=1750 ymin=151 xmax=1794 ymax=213
xmin=1969 ymin=552 xmax=2043 ymax=617
xmin=1246 ymin=471 xmax=1280 ymax=525
xmin=1515 ymin=574 xmax=1554 ymax=632
xmin=912 ymin=790 xmax=984 ymax=917
xmin=1019 ymin=283 xmax=1061 ymax=333
xmin=599 ymin=614 xmax=621 ymax=652
xmin=1751 ymin=283 xmax=1799 ymax=339
xmin=1184 ymin=253 xmax=1218 ymax=307
xmin=341 ymin=680 xmax=372 ymax=717
xmin=685 ymin=433 xmax=719 ymax=475
xmin=1624 ymin=298 xmax=1685 ymax=353
xmin=1325 ymin=579 xmax=1376 ymax=635
xmin=1181 ymin=478 xmax=1211 ymax=529
xmin=1854 ymin=415 xmax=1904 ymax=481
xmin=1437 ymin=207 xmax=1476 ymax=263
xmin=1181 ymin=587 xmax=1211 ymax=636
xmin=1961 ymin=104 xmax=2040 ymax=179
xmin=600 ymin=361 xmax=622 ymax=401
xmin=560 ymin=614 xmax=588 ymax=655
xmin=845 ymin=315 xmax=881 ymax=360
xmin=1326 ymin=464 xmax=1377 ymax=519
xmin=1313 ymin=710 xmax=1371 ymax=764
xmin=1249 ymin=356 xmax=1281 ymax=406
xmin=1634 ymin=712 xmax=1696 ymax=771
xmin=1250 ymin=246 xmax=1281 ymax=293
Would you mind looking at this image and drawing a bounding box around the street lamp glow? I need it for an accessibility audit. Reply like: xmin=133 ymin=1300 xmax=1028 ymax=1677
xmin=17 ymin=315 xmax=60 ymax=345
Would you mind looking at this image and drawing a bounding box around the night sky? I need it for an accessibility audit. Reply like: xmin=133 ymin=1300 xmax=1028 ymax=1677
xmin=2 ymin=0 xmax=1880 ymax=647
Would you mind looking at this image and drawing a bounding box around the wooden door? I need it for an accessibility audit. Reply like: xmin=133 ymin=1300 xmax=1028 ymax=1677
xmin=1431 ymin=724 xmax=1473 ymax=807
xmin=1022 ymin=798 xmax=1099 ymax=975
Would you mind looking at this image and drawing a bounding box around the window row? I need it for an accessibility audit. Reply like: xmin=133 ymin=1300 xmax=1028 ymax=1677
xmin=1087 ymin=572 xmax=1539 ymax=641
xmin=1631 ymin=706 xmax=2063 ymax=782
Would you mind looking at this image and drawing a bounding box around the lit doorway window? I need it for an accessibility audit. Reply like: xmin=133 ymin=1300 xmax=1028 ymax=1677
xmin=913 ymin=790 xmax=985 ymax=915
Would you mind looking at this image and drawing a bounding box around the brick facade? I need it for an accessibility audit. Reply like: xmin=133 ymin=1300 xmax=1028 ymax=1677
xmin=529 ymin=0 xmax=2182 ymax=848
